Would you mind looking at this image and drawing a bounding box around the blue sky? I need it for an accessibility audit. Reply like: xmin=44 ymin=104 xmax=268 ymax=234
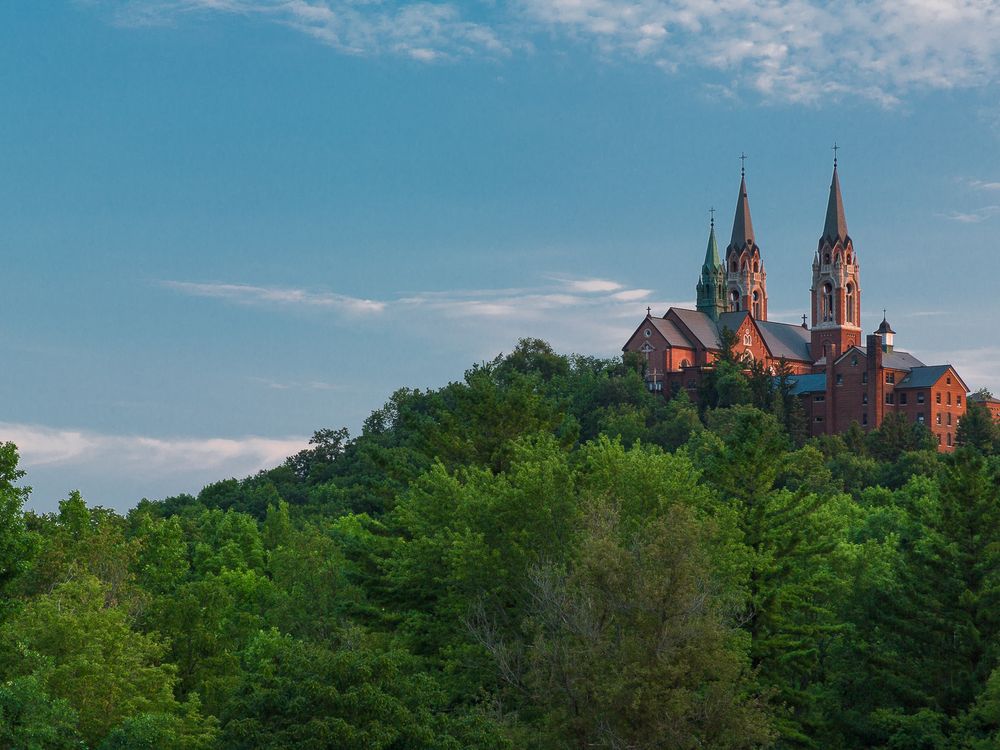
xmin=2 ymin=1 xmax=1000 ymax=511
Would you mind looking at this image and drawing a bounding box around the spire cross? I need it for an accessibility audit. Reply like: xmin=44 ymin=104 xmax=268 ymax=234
xmin=739 ymin=152 xmax=748 ymax=177
xmin=709 ymin=206 xmax=715 ymax=227
xmin=832 ymin=142 xmax=840 ymax=167
xmin=646 ymin=306 xmax=651 ymax=316
xmin=883 ymin=308 xmax=886 ymax=319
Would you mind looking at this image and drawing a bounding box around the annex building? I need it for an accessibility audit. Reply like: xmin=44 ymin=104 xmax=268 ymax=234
xmin=623 ymin=159 xmax=969 ymax=451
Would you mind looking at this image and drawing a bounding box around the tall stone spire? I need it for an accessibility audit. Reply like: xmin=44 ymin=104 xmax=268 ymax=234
xmin=728 ymin=174 xmax=756 ymax=253
xmin=702 ymin=216 xmax=721 ymax=272
xmin=697 ymin=214 xmax=726 ymax=321
xmin=724 ymin=161 xmax=767 ymax=320
xmin=810 ymin=155 xmax=861 ymax=360
xmin=823 ymin=162 xmax=849 ymax=245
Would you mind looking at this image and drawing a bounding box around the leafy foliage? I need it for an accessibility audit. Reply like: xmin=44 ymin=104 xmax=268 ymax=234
xmin=2 ymin=338 xmax=998 ymax=749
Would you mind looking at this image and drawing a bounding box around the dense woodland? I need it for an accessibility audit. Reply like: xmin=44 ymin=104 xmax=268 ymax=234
xmin=2 ymin=337 xmax=1000 ymax=749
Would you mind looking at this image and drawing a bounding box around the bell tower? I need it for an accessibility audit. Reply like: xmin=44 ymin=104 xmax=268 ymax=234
xmin=810 ymin=150 xmax=862 ymax=361
xmin=696 ymin=212 xmax=726 ymax=321
xmin=725 ymin=157 xmax=768 ymax=319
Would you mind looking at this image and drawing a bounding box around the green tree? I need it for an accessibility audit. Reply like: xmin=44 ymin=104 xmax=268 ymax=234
xmin=0 ymin=576 xmax=209 ymax=747
xmin=957 ymin=401 xmax=996 ymax=454
xmin=694 ymin=407 xmax=854 ymax=744
xmin=519 ymin=499 xmax=771 ymax=750
xmin=221 ymin=629 xmax=507 ymax=750
xmin=0 ymin=443 xmax=33 ymax=611
xmin=0 ymin=675 xmax=82 ymax=750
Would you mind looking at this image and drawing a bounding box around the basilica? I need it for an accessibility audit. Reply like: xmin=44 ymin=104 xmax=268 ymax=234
xmin=623 ymin=158 xmax=968 ymax=451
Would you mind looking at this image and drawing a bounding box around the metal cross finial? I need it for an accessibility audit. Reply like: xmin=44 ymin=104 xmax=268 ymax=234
xmin=832 ymin=141 xmax=840 ymax=167
xmin=739 ymin=152 xmax=748 ymax=177
xmin=802 ymin=314 xmax=807 ymax=326
xmin=883 ymin=308 xmax=887 ymax=319
xmin=646 ymin=306 xmax=651 ymax=315
xmin=709 ymin=206 xmax=715 ymax=227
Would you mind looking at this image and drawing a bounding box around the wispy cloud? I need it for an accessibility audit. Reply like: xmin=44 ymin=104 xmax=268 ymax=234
xmin=163 ymin=276 xmax=657 ymax=318
xmin=937 ymin=346 xmax=1000 ymax=395
xmin=941 ymin=206 xmax=1000 ymax=224
xmin=0 ymin=421 xmax=307 ymax=474
xmin=161 ymin=280 xmax=386 ymax=314
xmin=969 ymin=179 xmax=1000 ymax=191
xmin=0 ymin=421 xmax=311 ymax=511
xmin=89 ymin=0 xmax=1000 ymax=104
xmin=101 ymin=0 xmax=511 ymax=61
xmin=248 ymin=376 xmax=343 ymax=391
xmin=163 ymin=275 xmax=672 ymax=355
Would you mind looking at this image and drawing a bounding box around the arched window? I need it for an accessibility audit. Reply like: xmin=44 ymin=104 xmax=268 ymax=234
xmin=846 ymin=253 xmax=852 ymax=265
xmin=731 ymin=260 xmax=737 ymax=272
xmin=741 ymin=259 xmax=748 ymax=271
xmin=752 ymin=290 xmax=762 ymax=318
xmin=730 ymin=290 xmax=740 ymax=312
xmin=845 ymin=283 xmax=855 ymax=324
xmin=680 ymin=359 xmax=689 ymax=368
xmin=824 ymin=253 xmax=831 ymax=264
xmin=753 ymin=260 xmax=759 ymax=272
xmin=822 ymin=283 xmax=834 ymax=322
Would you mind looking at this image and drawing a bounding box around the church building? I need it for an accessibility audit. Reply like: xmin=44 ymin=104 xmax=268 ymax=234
xmin=623 ymin=157 xmax=969 ymax=451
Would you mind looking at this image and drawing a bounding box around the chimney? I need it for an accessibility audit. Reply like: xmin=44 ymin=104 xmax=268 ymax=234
xmin=867 ymin=334 xmax=884 ymax=428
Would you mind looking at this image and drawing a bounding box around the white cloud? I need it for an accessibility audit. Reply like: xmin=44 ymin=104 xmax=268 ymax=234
xmin=162 ymin=274 xmax=671 ymax=355
xmin=91 ymin=0 xmax=1000 ymax=104
xmin=0 ymin=422 xmax=307 ymax=475
xmin=164 ymin=275 xmax=655 ymax=321
xmin=161 ymin=280 xmax=386 ymax=314
xmin=556 ymin=277 xmax=623 ymax=293
xmin=941 ymin=206 xmax=1000 ymax=223
xmin=937 ymin=346 xmax=1000 ymax=395
xmin=969 ymin=179 xmax=1000 ymax=191
xmin=248 ymin=376 xmax=343 ymax=391
xmin=102 ymin=0 xmax=510 ymax=60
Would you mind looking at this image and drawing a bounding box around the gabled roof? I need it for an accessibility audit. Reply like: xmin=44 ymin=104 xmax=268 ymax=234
xmin=896 ymin=365 xmax=969 ymax=392
xmin=822 ymin=163 xmax=849 ymax=245
xmin=832 ymin=345 xmax=867 ymax=365
xmin=969 ymin=393 xmax=1000 ymax=405
xmin=756 ymin=320 xmax=813 ymax=362
xmin=786 ymin=373 xmax=827 ymax=395
xmin=670 ymin=308 xmax=725 ymax=350
xmin=648 ymin=317 xmax=694 ymax=348
xmin=830 ymin=346 xmax=923 ymax=371
xmin=883 ymin=350 xmax=925 ymax=370
xmin=717 ymin=310 xmax=750 ymax=334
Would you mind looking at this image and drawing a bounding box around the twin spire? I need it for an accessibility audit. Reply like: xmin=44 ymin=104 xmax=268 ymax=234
xmin=703 ymin=151 xmax=847 ymax=263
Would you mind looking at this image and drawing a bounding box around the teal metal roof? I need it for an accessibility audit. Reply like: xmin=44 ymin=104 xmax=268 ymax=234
xmin=785 ymin=373 xmax=826 ymax=395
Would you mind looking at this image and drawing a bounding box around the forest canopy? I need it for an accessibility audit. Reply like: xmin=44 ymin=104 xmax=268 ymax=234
xmin=2 ymin=337 xmax=1000 ymax=749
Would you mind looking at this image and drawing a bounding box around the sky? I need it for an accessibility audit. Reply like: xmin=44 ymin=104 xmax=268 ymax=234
xmin=2 ymin=1 xmax=1000 ymax=512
